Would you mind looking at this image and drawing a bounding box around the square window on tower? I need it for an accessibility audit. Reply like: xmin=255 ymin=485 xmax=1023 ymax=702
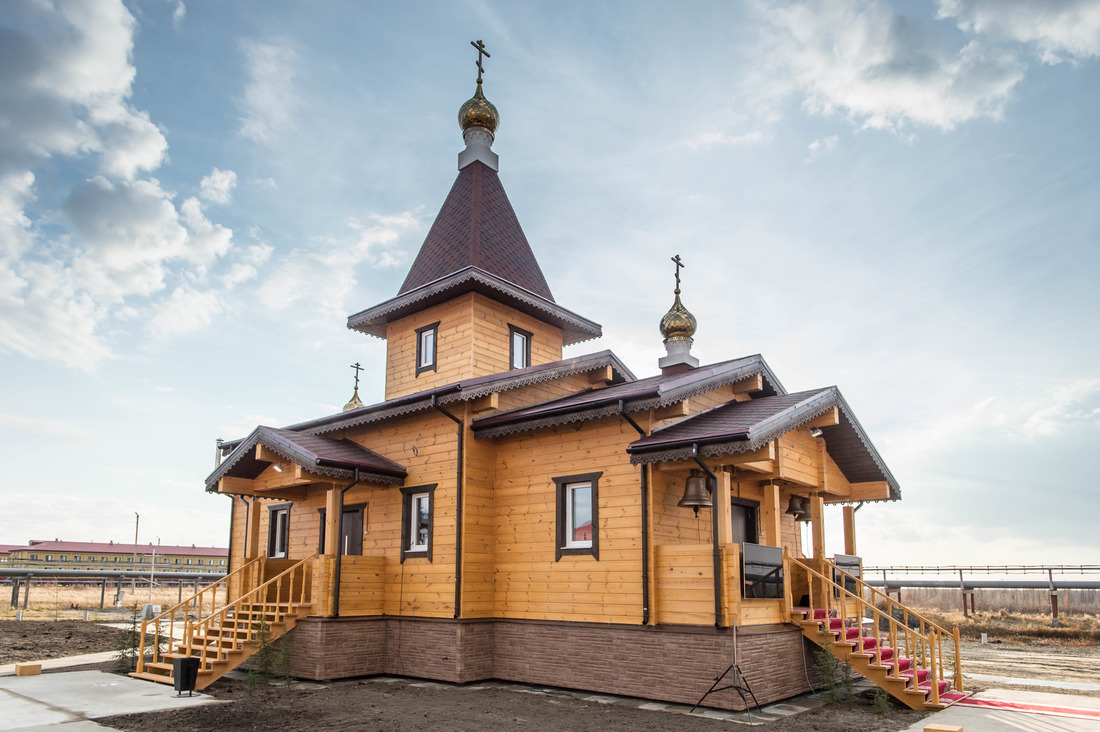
xmin=509 ymin=324 xmax=532 ymax=370
xmin=415 ymin=321 xmax=440 ymax=376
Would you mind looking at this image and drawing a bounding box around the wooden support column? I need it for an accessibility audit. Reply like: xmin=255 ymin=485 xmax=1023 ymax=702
xmin=324 ymin=487 xmax=341 ymax=556
xmin=809 ymin=495 xmax=827 ymax=608
xmin=842 ymin=505 xmax=857 ymax=556
xmin=761 ymin=483 xmax=781 ymax=547
xmin=322 ymin=485 xmax=341 ymax=617
xmin=245 ymin=497 xmax=262 ymax=559
xmin=810 ymin=495 xmax=826 ymax=559
xmin=716 ymin=471 xmax=733 ymax=546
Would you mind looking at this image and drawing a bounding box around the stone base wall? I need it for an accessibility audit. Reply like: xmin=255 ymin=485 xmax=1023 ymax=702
xmin=286 ymin=617 xmax=814 ymax=711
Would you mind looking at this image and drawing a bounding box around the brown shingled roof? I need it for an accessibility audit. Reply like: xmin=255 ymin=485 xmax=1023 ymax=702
xmin=399 ymin=160 xmax=553 ymax=300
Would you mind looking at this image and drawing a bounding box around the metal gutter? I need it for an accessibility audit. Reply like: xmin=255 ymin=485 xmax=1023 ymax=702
xmin=692 ymin=443 xmax=724 ymax=629
xmin=332 ymin=468 xmax=362 ymax=618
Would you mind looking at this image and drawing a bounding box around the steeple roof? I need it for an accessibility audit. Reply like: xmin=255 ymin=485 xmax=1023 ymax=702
xmin=398 ymin=160 xmax=554 ymax=301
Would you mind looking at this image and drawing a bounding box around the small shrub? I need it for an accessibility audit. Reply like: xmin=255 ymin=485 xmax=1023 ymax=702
xmin=113 ymin=605 xmax=140 ymax=673
xmin=814 ymin=630 xmax=856 ymax=705
xmin=246 ymin=620 xmax=292 ymax=693
xmin=872 ymin=687 xmax=892 ymax=716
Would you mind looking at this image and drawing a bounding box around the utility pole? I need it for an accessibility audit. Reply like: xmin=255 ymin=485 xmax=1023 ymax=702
xmin=132 ymin=513 xmax=139 ymax=594
xmin=149 ymin=537 xmax=159 ymax=604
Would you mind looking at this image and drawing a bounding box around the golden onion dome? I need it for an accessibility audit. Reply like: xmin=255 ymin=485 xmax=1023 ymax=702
xmin=660 ymin=291 xmax=697 ymax=342
xmin=459 ymin=83 xmax=500 ymax=134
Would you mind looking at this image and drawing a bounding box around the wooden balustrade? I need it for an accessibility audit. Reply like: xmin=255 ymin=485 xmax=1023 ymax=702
xmin=787 ymin=556 xmax=963 ymax=703
xmin=137 ymin=557 xmax=262 ymax=673
xmin=137 ymin=555 xmax=313 ymax=674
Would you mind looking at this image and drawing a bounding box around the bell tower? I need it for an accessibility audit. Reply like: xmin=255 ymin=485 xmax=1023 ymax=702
xmin=346 ymin=42 xmax=601 ymax=399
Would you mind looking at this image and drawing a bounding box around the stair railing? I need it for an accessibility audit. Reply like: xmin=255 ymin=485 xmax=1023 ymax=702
xmin=179 ymin=553 xmax=316 ymax=667
xmin=790 ymin=557 xmax=961 ymax=705
xmin=828 ymin=561 xmax=962 ymax=696
xmin=137 ymin=557 xmax=263 ymax=674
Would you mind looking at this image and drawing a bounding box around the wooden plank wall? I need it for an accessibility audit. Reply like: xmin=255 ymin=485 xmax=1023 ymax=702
xmin=383 ymin=293 xmax=566 ymax=400
xmin=461 ymin=403 xmax=496 ymax=617
xmin=470 ymin=293 xmax=563 ymax=373
xmin=492 ymin=417 xmax=643 ymax=624
xmin=336 ymin=555 xmax=386 ymax=615
xmin=494 ymin=372 xmax=601 ymax=412
xmin=777 ymin=431 xmax=819 ymax=488
xmin=653 ymin=544 xmax=713 ymax=626
xmin=385 ymin=293 xmax=477 ymax=399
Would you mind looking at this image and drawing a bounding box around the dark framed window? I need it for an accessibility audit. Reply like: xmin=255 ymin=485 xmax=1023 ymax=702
xmin=267 ymin=503 xmax=291 ymax=558
xmin=400 ymin=484 xmax=436 ymax=562
xmin=415 ymin=321 xmax=440 ymax=376
xmin=554 ymin=472 xmax=601 ymax=560
xmin=318 ymin=503 xmax=367 ymax=555
xmin=508 ymin=324 xmax=533 ymax=370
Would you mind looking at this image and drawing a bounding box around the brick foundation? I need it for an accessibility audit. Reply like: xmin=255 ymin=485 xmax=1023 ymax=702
xmin=286 ymin=617 xmax=815 ymax=711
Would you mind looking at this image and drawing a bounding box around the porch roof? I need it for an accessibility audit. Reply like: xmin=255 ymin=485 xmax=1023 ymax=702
xmin=625 ymin=386 xmax=901 ymax=500
xmin=471 ymin=354 xmax=784 ymax=438
xmin=206 ymin=426 xmax=407 ymax=492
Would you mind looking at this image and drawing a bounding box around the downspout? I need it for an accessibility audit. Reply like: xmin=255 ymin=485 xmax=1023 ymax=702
xmin=332 ymin=468 xmax=362 ymax=618
xmin=618 ymin=400 xmax=650 ymax=626
xmin=431 ymin=395 xmax=464 ymax=620
xmin=692 ymin=443 xmax=723 ymax=628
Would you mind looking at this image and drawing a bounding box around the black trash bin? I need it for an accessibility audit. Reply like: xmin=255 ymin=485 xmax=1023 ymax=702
xmin=173 ymin=656 xmax=201 ymax=696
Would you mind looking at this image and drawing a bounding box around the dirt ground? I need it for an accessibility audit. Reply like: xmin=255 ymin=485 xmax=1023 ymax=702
xmin=99 ymin=677 xmax=928 ymax=732
xmin=0 ymin=620 xmax=126 ymax=664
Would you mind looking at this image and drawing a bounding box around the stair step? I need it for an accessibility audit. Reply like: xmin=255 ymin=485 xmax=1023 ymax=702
xmin=129 ymin=671 xmax=175 ymax=685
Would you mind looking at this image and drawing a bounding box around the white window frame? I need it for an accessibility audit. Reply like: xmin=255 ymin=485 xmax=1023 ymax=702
xmin=415 ymin=321 xmax=440 ymax=376
xmin=408 ymin=493 xmax=429 ymax=551
xmin=508 ymin=324 xmax=533 ymax=370
xmin=564 ymin=483 xmax=593 ymax=549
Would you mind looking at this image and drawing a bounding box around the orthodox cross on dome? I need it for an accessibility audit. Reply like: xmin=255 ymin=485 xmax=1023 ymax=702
xmin=471 ymin=39 xmax=491 ymax=84
xmin=671 ymin=254 xmax=685 ymax=294
xmin=343 ymin=362 xmax=365 ymax=412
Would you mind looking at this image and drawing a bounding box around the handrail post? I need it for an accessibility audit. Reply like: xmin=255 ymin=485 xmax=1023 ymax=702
xmin=137 ymin=617 xmax=148 ymax=673
xmin=953 ymin=624 xmax=963 ymax=691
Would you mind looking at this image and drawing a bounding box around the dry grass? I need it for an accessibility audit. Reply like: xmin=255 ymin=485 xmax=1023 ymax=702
xmin=879 ymin=588 xmax=1100 ymax=645
xmin=1 ymin=581 xmax=223 ymax=622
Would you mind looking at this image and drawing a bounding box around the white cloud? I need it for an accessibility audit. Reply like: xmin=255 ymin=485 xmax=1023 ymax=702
xmin=257 ymin=211 xmax=420 ymax=320
xmin=172 ymin=1 xmax=187 ymax=29
xmin=239 ymin=39 xmax=301 ymax=144
xmin=199 ymin=168 xmax=238 ymax=205
xmin=938 ymin=0 xmax=1100 ymax=65
xmin=756 ymin=0 xmax=1026 ymax=132
xmin=147 ymin=286 xmax=224 ymax=338
xmin=221 ymin=242 xmax=273 ymax=288
xmin=805 ymin=135 xmax=839 ymax=162
xmin=682 ymin=130 xmax=765 ymax=150
xmin=0 ymin=412 xmax=89 ymax=438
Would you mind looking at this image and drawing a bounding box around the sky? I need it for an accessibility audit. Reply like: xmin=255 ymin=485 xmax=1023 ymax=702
xmin=1 ymin=0 xmax=1098 ymax=566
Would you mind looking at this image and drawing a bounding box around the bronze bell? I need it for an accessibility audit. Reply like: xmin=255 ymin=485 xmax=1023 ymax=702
xmin=678 ymin=469 xmax=713 ymax=516
xmin=795 ymin=501 xmax=813 ymax=522
xmin=785 ymin=495 xmax=803 ymax=516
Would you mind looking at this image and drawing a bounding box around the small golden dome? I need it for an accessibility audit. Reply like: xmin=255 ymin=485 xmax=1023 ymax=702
xmin=342 ymin=387 xmax=364 ymax=412
xmin=459 ymin=83 xmax=500 ymax=134
xmin=660 ymin=292 xmax=697 ymax=342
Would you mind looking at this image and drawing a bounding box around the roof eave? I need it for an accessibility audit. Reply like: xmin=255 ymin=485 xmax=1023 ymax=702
xmin=346 ymin=266 xmax=602 ymax=345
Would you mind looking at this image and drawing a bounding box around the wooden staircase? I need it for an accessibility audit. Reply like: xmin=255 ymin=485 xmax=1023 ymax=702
xmin=788 ymin=557 xmax=970 ymax=711
xmin=130 ymin=554 xmax=314 ymax=691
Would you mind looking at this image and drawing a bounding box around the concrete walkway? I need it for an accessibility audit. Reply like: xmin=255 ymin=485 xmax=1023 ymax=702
xmin=0 ymin=653 xmax=116 ymax=678
xmin=904 ymin=689 xmax=1100 ymax=731
xmin=0 ymin=670 xmax=217 ymax=731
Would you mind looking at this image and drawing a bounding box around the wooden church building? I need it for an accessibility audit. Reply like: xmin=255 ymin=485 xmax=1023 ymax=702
xmin=135 ymin=51 xmax=968 ymax=713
